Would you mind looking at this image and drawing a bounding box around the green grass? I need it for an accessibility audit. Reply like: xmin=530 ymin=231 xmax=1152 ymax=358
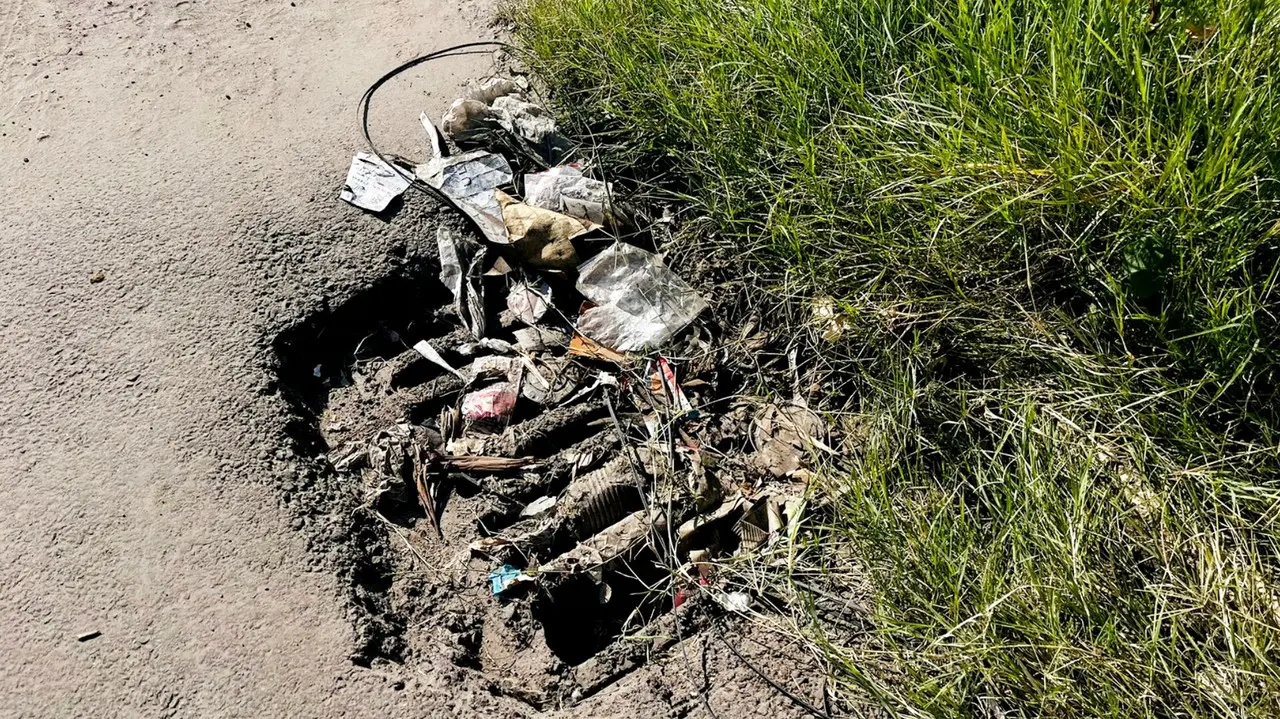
xmin=513 ymin=0 xmax=1280 ymax=715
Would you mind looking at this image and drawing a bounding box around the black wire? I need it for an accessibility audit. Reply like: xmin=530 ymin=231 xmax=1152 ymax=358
xmin=356 ymin=41 xmax=518 ymax=241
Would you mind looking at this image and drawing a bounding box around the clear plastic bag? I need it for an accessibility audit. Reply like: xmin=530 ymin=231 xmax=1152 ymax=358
xmin=575 ymin=242 xmax=708 ymax=352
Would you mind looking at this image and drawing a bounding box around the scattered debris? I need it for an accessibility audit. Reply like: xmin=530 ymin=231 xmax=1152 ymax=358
xmin=525 ymin=165 xmax=612 ymax=226
xmin=340 ymin=152 xmax=411 ymax=212
xmin=494 ymin=190 xmax=588 ymax=270
xmin=76 ymin=630 xmax=101 ymax=642
xmin=576 ymin=242 xmax=708 ymax=352
xmin=437 ymin=226 xmax=487 ymax=338
xmin=506 ymin=279 xmax=552 ymax=326
xmin=328 ymin=73 xmax=843 ymax=700
xmin=418 ymin=150 xmax=513 ymax=244
xmin=412 ymin=339 xmax=467 ymax=381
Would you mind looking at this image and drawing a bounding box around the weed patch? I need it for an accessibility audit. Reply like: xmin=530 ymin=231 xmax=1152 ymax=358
xmin=514 ymin=0 xmax=1280 ymax=714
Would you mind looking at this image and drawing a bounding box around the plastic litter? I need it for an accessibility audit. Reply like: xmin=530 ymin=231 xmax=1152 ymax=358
xmin=575 ymin=242 xmax=708 ymax=352
xmin=441 ymin=97 xmax=499 ymax=145
xmin=467 ymin=354 xmax=521 ymax=385
xmin=463 ymin=383 xmax=519 ymax=431
xmin=494 ymin=190 xmax=588 ymax=269
xmin=413 ymin=340 xmax=467 ymax=381
xmin=650 ymin=357 xmax=695 ymax=416
xmin=568 ymin=333 xmax=629 ymax=364
xmin=488 ymin=564 xmax=533 ymax=595
xmin=437 ymin=226 xmax=487 ymax=339
xmin=418 ymin=150 xmax=513 ymax=245
xmin=491 ymin=95 xmax=556 ymax=144
xmin=458 ymin=338 xmax=517 ymax=357
xmin=520 ymin=495 xmax=557 ymax=518
xmin=719 ymin=591 xmax=751 ymax=613
xmin=465 ymin=77 xmax=521 ymax=105
xmin=524 ymin=165 xmax=612 ymax=226
xmin=339 ymin=152 xmax=410 ymax=212
xmin=463 ymin=353 xmax=523 ymax=431
xmin=419 ymin=112 xmax=446 ymax=160
xmin=507 ymin=279 xmax=552 ymax=326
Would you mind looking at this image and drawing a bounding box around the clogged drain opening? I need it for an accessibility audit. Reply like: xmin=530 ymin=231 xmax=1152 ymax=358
xmin=269 ymin=249 xmax=824 ymax=708
xmin=533 ymin=546 xmax=673 ymax=665
xmin=270 ymin=256 xmax=690 ymax=695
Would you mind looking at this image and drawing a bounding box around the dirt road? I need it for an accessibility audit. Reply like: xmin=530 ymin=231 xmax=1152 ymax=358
xmin=0 ymin=0 xmax=503 ymax=715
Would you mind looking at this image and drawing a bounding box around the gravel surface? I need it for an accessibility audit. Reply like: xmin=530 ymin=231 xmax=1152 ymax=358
xmin=0 ymin=1 xmax=501 ymax=715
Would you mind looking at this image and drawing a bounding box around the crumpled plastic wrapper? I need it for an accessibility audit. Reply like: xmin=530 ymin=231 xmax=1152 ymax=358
xmin=440 ymin=98 xmax=499 ymax=144
xmin=339 ymin=152 xmax=410 ymax=212
xmin=463 ymin=383 xmax=518 ymax=425
xmin=506 ymin=279 xmax=552 ymax=325
xmin=575 ymin=242 xmax=708 ymax=352
xmin=524 ymin=165 xmax=612 ymax=226
xmin=465 ymin=77 xmax=522 ymax=105
xmin=437 ymin=226 xmax=487 ymax=338
xmin=491 ymin=95 xmax=559 ymax=146
xmin=417 ymin=150 xmax=512 ymax=245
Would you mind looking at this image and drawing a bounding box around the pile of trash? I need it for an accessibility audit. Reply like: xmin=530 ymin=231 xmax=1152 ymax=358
xmin=334 ymin=77 xmax=831 ymax=621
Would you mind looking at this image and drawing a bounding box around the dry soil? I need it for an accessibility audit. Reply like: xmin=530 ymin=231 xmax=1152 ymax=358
xmin=0 ymin=1 xmax=828 ymax=717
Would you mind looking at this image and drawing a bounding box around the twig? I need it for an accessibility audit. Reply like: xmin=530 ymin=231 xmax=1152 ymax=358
xmin=412 ymin=443 xmax=443 ymax=539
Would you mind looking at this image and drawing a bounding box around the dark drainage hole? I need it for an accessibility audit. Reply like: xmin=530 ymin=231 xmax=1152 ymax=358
xmin=534 ymin=549 xmax=673 ymax=666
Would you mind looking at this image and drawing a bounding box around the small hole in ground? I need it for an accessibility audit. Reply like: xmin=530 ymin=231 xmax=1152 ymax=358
xmin=534 ymin=549 xmax=672 ymax=665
